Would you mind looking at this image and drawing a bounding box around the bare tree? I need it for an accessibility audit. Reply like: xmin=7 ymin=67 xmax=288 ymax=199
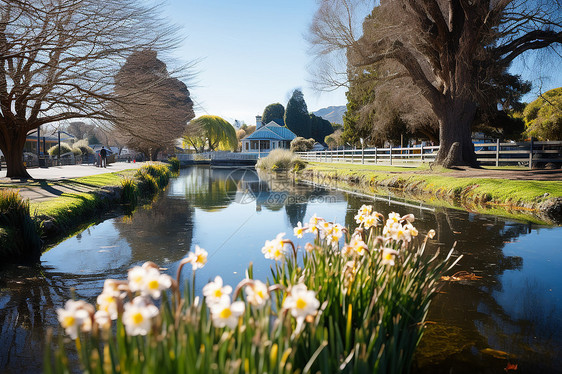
xmin=0 ymin=0 xmax=185 ymax=178
xmin=309 ymin=0 xmax=562 ymax=167
xmin=112 ymin=50 xmax=194 ymax=160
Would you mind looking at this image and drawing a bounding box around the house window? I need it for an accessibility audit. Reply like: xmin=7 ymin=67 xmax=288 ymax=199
xmin=245 ymin=142 xmax=249 ymax=151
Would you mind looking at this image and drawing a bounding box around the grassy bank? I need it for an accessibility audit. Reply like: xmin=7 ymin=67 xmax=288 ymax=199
xmin=300 ymin=163 xmax=562 ymax=224
xmin=0 ymin=163 xmax=173 ymax=265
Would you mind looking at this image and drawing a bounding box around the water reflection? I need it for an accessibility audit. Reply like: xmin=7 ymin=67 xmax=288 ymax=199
xmin=0 ymin=166 xmax=561 ymax=373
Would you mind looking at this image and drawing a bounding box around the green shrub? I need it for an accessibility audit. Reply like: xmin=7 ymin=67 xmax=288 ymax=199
xmin=0 ymin=190 xmax=42 ymax=264
xmin=137 ymin=163 xmax=171 ymax=188
xmin=136 ymin=169 xmax=159 ymax=196
xmin=290 ymin=137 xmax=315 ymax=152
xmin=120 ymin=177 xmax=138 ymax=207
xmin=168 ymin=156 xmax=180 ymax=173
xmin=47 ymin=142 xmax=74 ymax=157
xmin=72 ymin=139 xmax=94 ymax=155
xmin=256 ymin=149 xmax=304 ymax=171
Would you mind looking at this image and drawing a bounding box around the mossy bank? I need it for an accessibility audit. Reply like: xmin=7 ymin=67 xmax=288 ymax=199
xmin=0 ymin=162 xmax=175 ymax=265
xmin=298 ymin=163 xmax=562 ymax=224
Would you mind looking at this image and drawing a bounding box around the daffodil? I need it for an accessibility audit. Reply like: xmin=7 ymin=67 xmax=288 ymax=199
xmin=203 ymin=276 xmax=232 ymax=305
xmin=143 ymin=268 xmax=172 ymax=299
xmin=381 ymin=248 xmax=399 ymax=266
xmin=282 ymin=283 xmax=320 ymax=320
xmin=209 ymin=298 xmax=245 ymax=329
xmin=57 ymin=300 xmax=94 ymax=339
xmin=127 ymin=266 xmax=148 ymax=293
xmin=262 ymin=233 xmax=287 ymax=261
xmin=293 ymin=222 xmax=305 ymax=238
xmin=122 ymin=297 xmax=159 ymax=336
xmin=342 ymin=236 xmax=368 ymax=257
xmin=427 ymin=229 xmax=436 ymax=239
xmin=388 ymin=212 xmax=401 ymax=224
xmin=244 ymin=280 xmax=269 ymax=308
xmin=187 ymin=245 xmax=208 ymax=270
xmin=96 ymin=291 xmax=121 ymax=320
xmin=94 ymin=310 xmax=111 ymax=331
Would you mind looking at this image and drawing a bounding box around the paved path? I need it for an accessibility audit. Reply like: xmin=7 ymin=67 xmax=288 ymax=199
xmin=0 ymin=162 xmax=147 ymax=203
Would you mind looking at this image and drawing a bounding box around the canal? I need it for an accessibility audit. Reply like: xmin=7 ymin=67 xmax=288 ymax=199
xmin=1 ymin=166 xmax=561 ymax=373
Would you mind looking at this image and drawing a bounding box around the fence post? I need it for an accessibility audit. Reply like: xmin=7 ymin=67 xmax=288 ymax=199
xmin=362 ymin=147 xmax=365 ymax=164
xmin=374 ymin=147 xmax=377 ymax=164
xmin=529 ymin=137 xmax=534 ymax=170
xmin=351 ymin=147 xmax=355 ymax=164
xmin=496 ymin=138 xmax=500 ymax=167
xmin=389 ymin=145 xmax=393 ymax=165
xmin=421 ymin=145 xmax=424 ymax=162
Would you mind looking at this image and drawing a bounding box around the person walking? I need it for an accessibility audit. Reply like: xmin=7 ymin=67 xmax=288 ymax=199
xmin=100 ymin=146 xmax=108 ymax=168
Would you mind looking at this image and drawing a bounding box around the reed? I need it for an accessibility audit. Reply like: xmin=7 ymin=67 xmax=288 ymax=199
xmin=256 ymin=149 xmax=305 ymax=171
xmin=0 ymin=189 xmax=42 ymax=264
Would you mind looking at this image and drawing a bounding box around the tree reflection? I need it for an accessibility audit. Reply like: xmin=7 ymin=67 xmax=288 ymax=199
xmin=113 ymin=194 xmax=195 ymax=265
xmin=343 ymin=196 xmax=560 ymax=372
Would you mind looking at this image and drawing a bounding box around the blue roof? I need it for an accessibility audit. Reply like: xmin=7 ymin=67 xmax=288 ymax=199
xmin=243 ymin=122 xmax=297 ymax=141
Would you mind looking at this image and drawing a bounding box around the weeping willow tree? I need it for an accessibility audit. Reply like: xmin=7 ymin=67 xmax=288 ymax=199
xmin=182 ymin=115 xmax=238 ymax=152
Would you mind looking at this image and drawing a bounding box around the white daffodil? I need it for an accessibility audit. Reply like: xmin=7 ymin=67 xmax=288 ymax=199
xmin=401 ymin=213 xmax=415 ymax=223
xmin=262 ymin=233 xmax=287 ymax=261
xmin=304 ymin=242 xmax=315 ymax=253
xmin=56 ymin=300 xmax=94 ymax=339
xmin=94 ymin=310 xmax=112 ymax=331
xmin=388 ymin=212 xmax=401 ymax=224
xmin=293 ymin=222 xmax=305 ymax=238
xmin=360 ymin=204 xmax=373 ymax=215
xmin=96 ymin=291 xmax=121 ymax=320
xmin=122 ymin=297 xmax=159 ymax=336
xmin=427 ymin=229 xmax=436 ymax=239
xmin=210 ymin=298 xmax=245 ymax=329
xmin=342 ymin=236 xmax=368 ymax=257
xmin=244 ymin=280 xmax=269 ymax=308
xmin=364 ymin=214 xmax=379 ymax=229
xmin=381 ymin=248 xmax=399 ymax=266
xmin=187 ymin=245 xmax=208 ymax=270
xmin=405 ymin=222 xmax=418 ymax=238
xmin=127 ymin=266 xmax=148 ymax=293
xmin=143 ymin=268 xmax=172 ymax=299
xmin=282 ymin=283 xmax=320 ymax=320
xmin=308 ymin=214 xmax=322 ymax=227
xmin=203 ymin=276 xmax=232 ymax=306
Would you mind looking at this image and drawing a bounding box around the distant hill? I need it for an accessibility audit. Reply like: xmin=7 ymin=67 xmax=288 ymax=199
xmin=313 ymin=105 xmax=346 ymax=125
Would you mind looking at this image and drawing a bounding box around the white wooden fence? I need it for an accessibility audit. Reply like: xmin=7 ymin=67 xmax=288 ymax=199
xmin=296 ymin=140 xmax=562 ymax=169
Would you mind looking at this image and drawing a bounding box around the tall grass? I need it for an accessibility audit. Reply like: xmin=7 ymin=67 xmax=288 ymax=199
xmin=168 ymin=156 xmax=180 ymax=174
xmin=256 ymin=149 xmax=306 ymax=171
xmin=46 ymin=207 xmax=459 ymax=373
xmin=0 ymin=189 xmax=42 ymax=264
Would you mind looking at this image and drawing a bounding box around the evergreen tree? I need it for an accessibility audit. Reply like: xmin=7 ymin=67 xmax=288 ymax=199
xmin=284 ymin=90 xmax=311 ymax=138
xmin=309 ymin=114 xmax=334 ymax=144
xmin=262 ymin=103 xmax=285 ymax=126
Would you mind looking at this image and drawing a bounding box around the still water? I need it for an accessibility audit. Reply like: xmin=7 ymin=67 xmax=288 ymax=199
xmin=1 ymin=166 xmax=561 ymax=373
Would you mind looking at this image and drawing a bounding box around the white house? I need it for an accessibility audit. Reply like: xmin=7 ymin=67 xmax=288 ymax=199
xmin=241 ymin=117 xmax=297 ymax=155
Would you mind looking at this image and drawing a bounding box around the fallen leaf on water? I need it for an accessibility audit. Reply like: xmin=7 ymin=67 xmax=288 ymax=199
xmin=505 ymin=362 xmax=518 ymax=371
xmin=441 ymin=271 xmax=482 ymax=282
xmin=481 ymin=348 xmax=514 ymax=360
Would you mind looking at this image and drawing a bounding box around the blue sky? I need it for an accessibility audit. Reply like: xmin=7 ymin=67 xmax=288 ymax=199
xmin=164 ymin=1 xmax=561 ymax=127
xmin=164 ymin=0 xmax=347 ymax=127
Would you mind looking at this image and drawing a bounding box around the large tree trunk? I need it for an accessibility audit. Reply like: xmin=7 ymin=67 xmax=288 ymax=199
xmin=0 ymin=130 xmax=32 ymax=179
xmin=434 ymin=98 xmax=479 ymax=168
